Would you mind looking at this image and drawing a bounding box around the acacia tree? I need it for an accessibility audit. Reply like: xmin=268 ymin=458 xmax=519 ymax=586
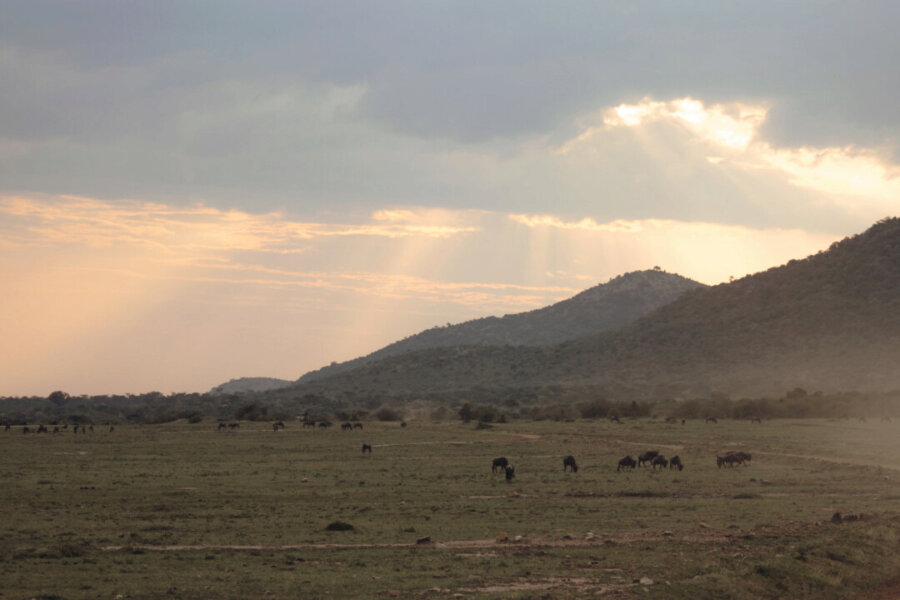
xmin=48 ymin=390 xmax=70 ymax=407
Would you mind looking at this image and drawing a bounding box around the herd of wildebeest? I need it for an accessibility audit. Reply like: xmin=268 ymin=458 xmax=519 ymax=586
xmin=4 ymin=416 xmax=755 ymax=480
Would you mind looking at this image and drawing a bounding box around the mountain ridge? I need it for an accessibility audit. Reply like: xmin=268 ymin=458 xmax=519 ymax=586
xmin=273 ymin=217 xmax=900 ymax=403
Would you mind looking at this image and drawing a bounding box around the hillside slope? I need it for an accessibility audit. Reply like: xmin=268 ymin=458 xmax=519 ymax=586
xmin=299 ymin=269 xmax=703 ymax=382
xmin=277 ymin=217 xmax=900 ymax=402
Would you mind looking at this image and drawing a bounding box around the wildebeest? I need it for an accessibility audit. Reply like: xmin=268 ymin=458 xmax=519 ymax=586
xmin=608 ymin=415 xmax=621 ymax=424
xmin=637 ymin=450 xmax=659 ymax=467
xmin=492 ymin=457 xmax=509 ymax=473
xmin=353 ymin=422 xmax=363 ymax=429
xmin=303 ymin=420 xmax=316 ymax=428
xmin=37 ymin=424 xmax=48 ymax=433
xmin=361 ymin=443 xmax=372 ymax=453
xmin=651 ymin=455 xmax=668 ymax=470
xmin=705 ymin=416 xmax=718 ymax=424
xmin=563 ymin=455 xmax=578 ymax=472
xmin=665 ymin=417 xmax=677 ymax=424
xmin=52 ymin=426 xmax=60 ymax=434
xmin=228 ymin=423 xmax=240 ymax=430
xmin=617 ymin=455 xmax=636 ymax=472
xmin=272 ymin=421 xmax=285 ymax=432
xmin=217 ymin=422 xmax=227 ymax=431
xmin=88 ymin=425 xmax=94 ymax=433
xmin=72 ymin=425 xmax=78 ymax=434
xmin=341 ymin=422 xmax=353 ymax=431
xmin=751 ymin=416 xmax=762 ymax=424
xmin=505 ymin=465 xmax=515 ymax=482
xmin=109 ymin=425 xmax=114 ymax=433
xmin=669 ymin=455 xmax=684 ymax=471
xmin=4 ymin=424 xmax=10 ymax=431
xmin=717 ymin=451 xmax=751 ymax=468
xmin=318 ymin=421 xmax=332 ymax=428
xmin=22 ymin=426 xmax=30 ymax=434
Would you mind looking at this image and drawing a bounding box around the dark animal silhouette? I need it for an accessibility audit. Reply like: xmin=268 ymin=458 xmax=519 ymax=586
xmin=88 ymin=425 xmax=94 ymax=433
xmin=341 ymin=422 xmax=353 ymax=431
xmin=53 ymin=426 xmax=60 ymax=434
xmin=4 ymin=424 xmax=10 ymax=431
xmin=109 ymin=425 xmax=114 ymax=432
xmin=303 ymin=420 xmax=316 ymax=428
xmin=651 ymin=455 xmax=668 ymax=470
xmin=492 ymin=457 xmax=509 ymax=473
xmin=505 ymin=465 xmax=515 ymax=482
xmin=72 ymin=425 xmax=78 ymax=434
xmin=272 ymin=421 xmax=285 ymax=432
xmin=228 ymin=423 xmax=240 ymax=430
xmin=608 ymin=415 xmax=621 ymax=424
xmin=681 ymin=419 xmax=686 ymax=425
xmin=563 ymin=455 xmax=578 ymax=472
xmin=669 ymin=455 xmax=684 ymax=471
xmin=361 ymin=443 xmax=372 ymax=453
xmin=22 ymin=426 xmax=30 ymax=434
xmin=617 ymin=455 xmax=636 ymax=471
xmin=637 ymin=450 xmax=659 ymax=467
xmin=751 ymin=416 xmax=762 ymax=424
xmin=37 ymin=424 xmax=48 ymax=433
xmin=665 ymin=417 xmax=677 ymax=424
xmin=217 ymin=422 xmax=227 ymax=431
xmin=705 ymin=416 xmax=718 ymax=424
xmin=353 ymin=422 xmax=363 ymax=429
xmin=318 ymin=421 xmax=332 ymax=428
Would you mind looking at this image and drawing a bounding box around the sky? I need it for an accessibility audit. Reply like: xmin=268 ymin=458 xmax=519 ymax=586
xmin=2 ymin=1 xmax=899 ymax=396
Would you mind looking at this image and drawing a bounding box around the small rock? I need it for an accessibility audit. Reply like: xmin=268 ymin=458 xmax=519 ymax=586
xmin=495 ymin=533 xmax=509 ymax=543
xmin=585 ymin=532 xmax=596 ymax=540
xmin=699 ymin=522 xmax=711 ymax=529
xmin=640 ymin=577 xmax=654 ymax=585
xmin=514 ymin=535 xmax=524 ymax=542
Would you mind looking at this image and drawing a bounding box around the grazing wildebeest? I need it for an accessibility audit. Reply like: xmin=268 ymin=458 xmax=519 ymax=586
xmin=318 ymin=421 xmax=332 ymax=428
xmin=729 ymin=451 xmax=751 ymax=465
xmin=37 ymin=424 xmax=48 ymax=433
xmin=651 ymin=455 xmax=668 ymax=470
xmin=505 ymin=465 xmax=515 ymax=482
xmin=717 ymin=453 xmax=745 ymax=468
xmin=303 ymin=420 xmax=316 ymax=428
xmin=228 ymin=423 xmax=240 ymax=430
xmin=751 ymin=416 xmax=762 ymax=424
xmin=563 ymin=455 xmax=578 ymax=472
xmin=637 ymin=450 xmax=659 ymax=467
xmin=705 ymin=416 xmax=718 ymax=424
xmin=361 ymin=443 xmax=372 ymax=453
xmin=22 ymin=426 xmax=30 ymax=434
xmin=669 ymin=455 xmax=684 ymax=471
xmin=341 ymin=422 xmax=353 ymax=431
xmin=353 ymin=422 xmax=363 ymax=429
xmin=617 ymin=455 xmax=636 ymax=472
xmin=272 ymin=421 xmax=285 ymax=432
xmin=492 ymin=457 xmax=509 ymax=473
xmin=217 ymin=422 xmax=227 ymax=431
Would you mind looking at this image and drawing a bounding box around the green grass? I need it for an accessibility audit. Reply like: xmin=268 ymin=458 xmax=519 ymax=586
xmin=2 ymin=417 xmax=900 ymax=598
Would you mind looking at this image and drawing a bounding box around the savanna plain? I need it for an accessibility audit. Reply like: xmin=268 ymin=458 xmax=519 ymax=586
xmin=4 ymin=417 xmax=900 ymax=599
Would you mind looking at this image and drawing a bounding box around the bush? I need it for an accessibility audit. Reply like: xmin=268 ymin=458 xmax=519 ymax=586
xmin=375 ymin=407 xmax=403 ymax=422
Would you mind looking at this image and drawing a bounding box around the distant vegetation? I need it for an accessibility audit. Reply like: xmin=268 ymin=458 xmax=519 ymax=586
xmin=3 ymin=387 xmax=899 ymax=427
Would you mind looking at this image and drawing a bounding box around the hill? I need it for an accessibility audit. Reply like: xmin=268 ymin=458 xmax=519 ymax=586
xmin=209 ymin=377 xmax=294 ymax=395
xmin=299 ymin=269 xmax=704 ymax=382
xmin=272 ymin=217 xmax=900 ymax=404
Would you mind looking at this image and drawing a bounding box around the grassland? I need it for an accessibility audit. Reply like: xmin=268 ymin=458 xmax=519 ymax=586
xmin=3 ymin=417 xmax=900 ymax=599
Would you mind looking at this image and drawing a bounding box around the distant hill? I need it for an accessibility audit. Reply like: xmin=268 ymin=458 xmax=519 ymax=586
xmin=275 ymin=217 xmax=900 ymax=403
xmin=209 ymin=377 xmax=294 ymax=395
xmin=299 ymin=269 xmax=704 ymax=382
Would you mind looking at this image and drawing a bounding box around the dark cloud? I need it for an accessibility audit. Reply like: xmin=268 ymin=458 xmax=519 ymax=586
xmin=1 ymin=0 xmax=898 ymax=210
